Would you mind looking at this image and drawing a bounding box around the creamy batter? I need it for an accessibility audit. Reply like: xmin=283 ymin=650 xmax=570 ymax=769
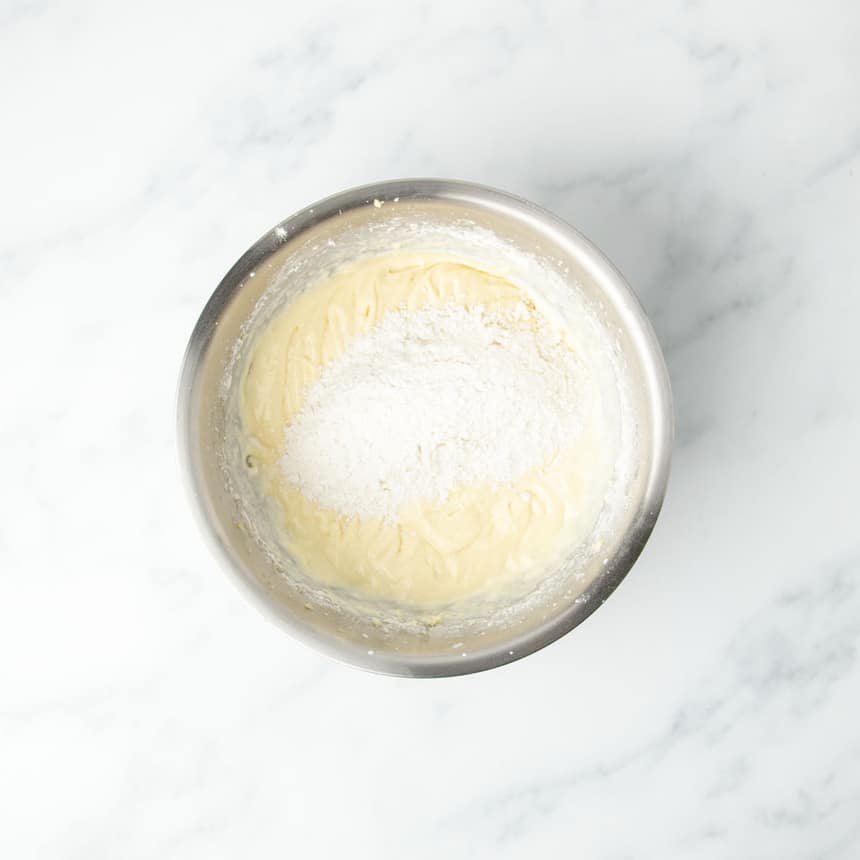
xmin=240 ymin=254 xmax=613 ymax=605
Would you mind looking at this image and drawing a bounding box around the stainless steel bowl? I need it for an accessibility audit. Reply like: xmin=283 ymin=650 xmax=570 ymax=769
xmin=178 ymin=179 xmax=672 ymax=677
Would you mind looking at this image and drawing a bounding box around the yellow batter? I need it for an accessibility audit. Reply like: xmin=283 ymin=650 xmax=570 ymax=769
xmin=240 ymin=254 xmax=610 ymax=605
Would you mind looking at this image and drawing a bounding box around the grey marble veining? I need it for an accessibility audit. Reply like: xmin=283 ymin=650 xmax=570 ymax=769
xmin=1 ymin=0 xmax=858 ymax=857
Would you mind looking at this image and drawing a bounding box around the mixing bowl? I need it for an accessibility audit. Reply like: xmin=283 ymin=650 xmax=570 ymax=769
xmin=178 ymin=178 xmax=672 ymax=677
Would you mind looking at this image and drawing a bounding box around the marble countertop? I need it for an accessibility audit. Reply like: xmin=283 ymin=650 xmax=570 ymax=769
xmin=2 ymin=1 xmax=859 ymax=857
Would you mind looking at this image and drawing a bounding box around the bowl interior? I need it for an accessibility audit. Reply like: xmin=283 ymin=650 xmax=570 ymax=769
xmin=180 ymin=181 xmax=671 ymax=676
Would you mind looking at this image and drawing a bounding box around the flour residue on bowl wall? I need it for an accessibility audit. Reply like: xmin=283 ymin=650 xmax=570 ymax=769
xmin=219 ymin=209 xmax=638 ymax=634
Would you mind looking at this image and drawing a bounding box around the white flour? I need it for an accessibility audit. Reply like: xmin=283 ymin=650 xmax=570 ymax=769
xmin=281 ymin=303 xmax=588 ymax=522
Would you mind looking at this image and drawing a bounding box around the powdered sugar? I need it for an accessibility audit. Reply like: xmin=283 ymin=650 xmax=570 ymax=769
xmin=280 ymin=303 xmax=589 ymax=522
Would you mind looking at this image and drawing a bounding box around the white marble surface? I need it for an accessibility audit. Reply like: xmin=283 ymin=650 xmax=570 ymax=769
xmin=2 ymin=0 xmax=859 ymax=856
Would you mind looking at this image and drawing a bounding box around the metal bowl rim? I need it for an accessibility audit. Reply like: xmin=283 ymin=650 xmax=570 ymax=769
xmin=177 ymin=177 xmax=673 ymax=678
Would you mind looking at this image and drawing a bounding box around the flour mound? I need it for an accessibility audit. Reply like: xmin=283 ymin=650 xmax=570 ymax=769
xmin=281 ymin=304 xmax=587 ymax=521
